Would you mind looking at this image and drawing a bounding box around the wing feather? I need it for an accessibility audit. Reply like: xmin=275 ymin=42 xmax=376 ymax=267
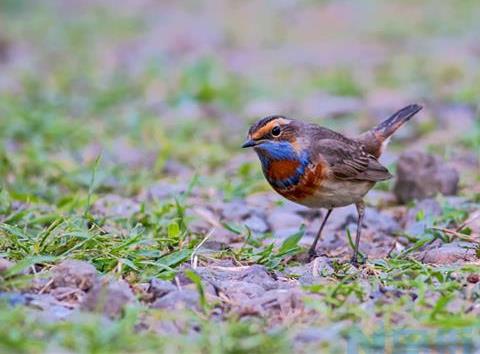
xmin=312 ymin=137 xmax=392 ymax=182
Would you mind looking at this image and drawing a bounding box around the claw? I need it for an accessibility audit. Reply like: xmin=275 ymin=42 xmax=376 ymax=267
xmin=307 ymin=248 xmax=318 ymax=262
xmin=350 ymin=254 xmax=367 ymax=267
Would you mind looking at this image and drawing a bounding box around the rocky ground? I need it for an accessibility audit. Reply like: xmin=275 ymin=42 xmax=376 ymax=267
xmin=0 ymin=1 xmax=479 ymax=353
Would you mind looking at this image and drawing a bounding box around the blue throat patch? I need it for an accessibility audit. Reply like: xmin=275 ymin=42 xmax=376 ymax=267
xmin=255 ymin=141 xmax=310 ymax=189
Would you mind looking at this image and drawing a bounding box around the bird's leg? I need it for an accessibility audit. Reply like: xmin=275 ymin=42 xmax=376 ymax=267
xmin=308 ymin=209 xmax=333 ymax=260
xmin=350 ymin=200 xmax=366 ymax=266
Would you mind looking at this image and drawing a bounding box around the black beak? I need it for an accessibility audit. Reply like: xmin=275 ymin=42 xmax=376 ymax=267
xmin=241 ymin=139 xmax=256 ymax=148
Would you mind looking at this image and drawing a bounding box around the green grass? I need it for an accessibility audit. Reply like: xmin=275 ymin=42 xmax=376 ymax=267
xmin=0 ymin=0 xmax=479 ymax=353
xmin=0 ymin=304 xmax=294 ymax=354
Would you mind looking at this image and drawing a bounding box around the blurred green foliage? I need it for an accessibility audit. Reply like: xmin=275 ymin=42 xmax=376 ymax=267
xmin=0 ymin=0 xmax=479 ymax=353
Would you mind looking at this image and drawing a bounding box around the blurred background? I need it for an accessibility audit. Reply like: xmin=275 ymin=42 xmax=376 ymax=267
xmin=0 ymin=1 xmax=479 ymax=352
xmin=0 ymin=0 xmax=478 ymax=201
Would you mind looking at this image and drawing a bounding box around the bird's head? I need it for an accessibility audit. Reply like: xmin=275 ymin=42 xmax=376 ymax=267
xmin=243 ymin=115 xmax=310 ymax=188
xmin=242 ymin=115 xmax=302 ymax=161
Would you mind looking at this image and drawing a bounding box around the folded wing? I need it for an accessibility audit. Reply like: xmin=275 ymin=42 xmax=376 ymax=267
xmin=313 ymin=138 xmax=392 ymax=182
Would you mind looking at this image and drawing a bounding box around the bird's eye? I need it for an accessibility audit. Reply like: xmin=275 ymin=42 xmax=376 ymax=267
xmin=271 ymin=126 xmax=281 ymax=137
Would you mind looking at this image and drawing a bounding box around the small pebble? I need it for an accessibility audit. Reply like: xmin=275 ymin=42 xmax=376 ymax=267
xmin=467 ymin=274 xmax=479 ymax=284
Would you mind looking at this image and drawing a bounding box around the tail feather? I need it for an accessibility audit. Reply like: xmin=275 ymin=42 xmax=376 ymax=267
xmin=372 ymin=104 xmax=422 ymax=140
xmin=357 ymin=104 xmax=422 ymax=158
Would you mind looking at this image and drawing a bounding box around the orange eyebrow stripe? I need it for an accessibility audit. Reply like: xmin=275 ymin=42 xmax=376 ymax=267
xmin=251 ymin=118 xmax=291 ymax=140
xmin=267 ymin=160 xmax=301 ymax=180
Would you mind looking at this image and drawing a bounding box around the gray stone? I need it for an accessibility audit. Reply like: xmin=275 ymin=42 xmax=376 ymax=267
xmin=148 ymin=278 xmax=177 ymax=299
xmin=234 ymin=265 xmax=278 ymax=290
xmin=53 ymin=260 xmax=97 ymax=291
xmin=81 ymin=278 xmax=135 ymax=318
xmin=151 ymin=289 xmax=199 ymax=311
xmin=25 ymin=293 xmax=73 ymax=321
xmin=195 ymin=264 xmax=278 ymax=290
xmin=218 ymin=280 xmax=265 ymax=302
xmin=394 ymin=151 xmax=459 ymax=203
xmin=240 ymin=288 xmax=303 ymax=316
xmin=417 ymin=242 xmax=477 ymax=264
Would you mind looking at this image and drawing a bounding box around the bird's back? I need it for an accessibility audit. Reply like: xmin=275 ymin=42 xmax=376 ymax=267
xmin=304 ymin=124 xmax=393 ymax=182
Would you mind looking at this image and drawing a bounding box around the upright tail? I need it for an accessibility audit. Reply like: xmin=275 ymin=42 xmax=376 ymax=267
xmin=357 ymin=104 xmax=423 ymax=158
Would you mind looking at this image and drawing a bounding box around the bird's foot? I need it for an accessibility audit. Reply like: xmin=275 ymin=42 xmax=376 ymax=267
xmin=307 ymin=247 xmax=320 ymax=262
xmin=350 ymin=254 xmax=367 ymax=267
xmin=307 ymin=248 xmax=329 ymax=262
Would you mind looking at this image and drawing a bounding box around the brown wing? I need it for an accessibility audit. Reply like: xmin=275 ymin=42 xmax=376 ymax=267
xmin=312 ymin=138 xmax=392 ymax=182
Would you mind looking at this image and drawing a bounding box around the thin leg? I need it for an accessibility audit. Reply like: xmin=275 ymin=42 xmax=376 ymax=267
xmin=351 ymin=201 xmax=366 ymax=266
xmin=308 ymin=209 xmax=333 ymax=260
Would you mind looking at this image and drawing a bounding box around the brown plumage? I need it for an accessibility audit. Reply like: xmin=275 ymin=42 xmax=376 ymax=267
xmin=358 ymin=104 xmax=423 ymax=158
xmin=242 ymin=104 xmax=423 ymax=265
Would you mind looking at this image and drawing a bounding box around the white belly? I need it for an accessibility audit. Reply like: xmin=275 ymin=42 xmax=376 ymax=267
xmin=297 ymin=179 xmax=375 ymax=209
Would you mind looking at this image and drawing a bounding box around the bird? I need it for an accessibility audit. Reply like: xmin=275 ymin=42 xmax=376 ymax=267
xmin=242 ymin=104 xmax=422 ymax=265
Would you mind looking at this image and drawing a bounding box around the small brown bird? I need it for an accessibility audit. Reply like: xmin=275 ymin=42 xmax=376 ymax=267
xmin=242 ymin=104 xmax=422 ymax=265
